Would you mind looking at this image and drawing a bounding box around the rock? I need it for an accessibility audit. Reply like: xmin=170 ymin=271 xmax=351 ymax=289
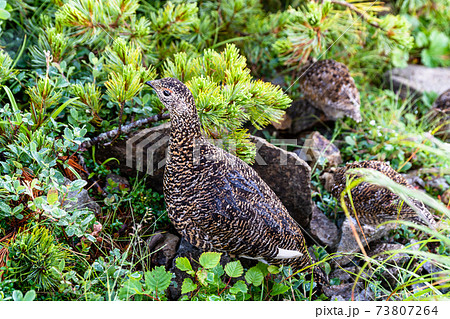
xmin=285 ymin=98 xmax=328 ymax=134
xmin=168 ymin=237 xmax=233 ymax=300
xmin=271 ymin=113 xmax=292 ymax=130
xmin=385 ymin=65 xmax=450 ymax=99
xmin=368 ymin=243 xmax=408 ymax=264
xmin=426 ymin=177 xmax=450 ymax=191
xmin=62 ymin=178 xmax=101 ymax=214
xmin=147 ymin=232 xmax=180 ymax=268
xmin=168 ymin=238 xmax=202 ymax=300
xmin=367 ymin=243 xmax=409 ymax=285
xmin=105 ymin=173 xmax=131 ymax=193
xmin=330 ymin=266 xmax=358 ymax=284
xmin=402 ymin=171 xmax=426 ymax=189
xmin=334 ymin=216 xmax=397 ymax=266
xmin=320 ymin=171 xmax=335 ymax=193
xmin=298 ymin=131 xmax=342 ymax=168
xmin=308 ymin=204 xmax=339 ymax=249
xmin=250 ymin=135 xmax=313 ymax=228
xmin=441 ymin=189 xmax=450 ymax=205
xmin=324 ymin=282 xmax=374 ymax=300
xmin=422 ymin=260 xmax=446 ymax=278
xmin=97 ymin=123 xmax=313 ymax=228
xmin=96 ymin=122 xmax=171 ymax=193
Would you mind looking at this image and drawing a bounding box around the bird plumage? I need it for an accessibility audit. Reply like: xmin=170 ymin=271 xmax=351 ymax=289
xmin=327 ymin=160 xmax=436 ymax=228
xmin=147 ymin=77 xmax=325 ymax=283
xmin=299 ymin=59 xmax=361 ymax=122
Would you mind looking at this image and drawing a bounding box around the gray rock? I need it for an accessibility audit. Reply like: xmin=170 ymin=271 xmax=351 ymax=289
xmin=147 ymin=232 xmax=180 ymax=268
xmin=426 ymin=177 xmax=449 ymax=191
xmin=422 ymin=260 xmax=446 ymax=279
xmin=366 ymin=243 xmax=409 ymax=285
xmin=330 ymin=266 xmax=358 ymax=284
xmin=368 ymin=243 xmax=408 ymax=264
xmin=250 ymin=135 xmax=313 ymax=228
xmin=105 ymin=173 xmax=131 ymax=193
xmin=168 ymin=238 xmax=202 ymax=300
xmin=334 ymin=217 xmax=397 ymax=266
xmin=299 ymin=131 xmax=342 ymax=168
xmin=97 ymin=124 xmax=313 ymax=228
xmin=326 ymin=283 xmax=374 ymax=301
xmin=168 ymin=237 xmax=233 ymax=300
xmin=62 ymin=178 xmax=101 ymax=214
xmin=402 ymin=171 xmax=425 ymax=189
xmin=96 ymin=122 xmax=171 ymax=193
xmin=308 ymin=204 xmax=339 ymax=249
xmin=324 ymin=282 xmax=375 ymax=301
xmin=285 ymin=98 xmax=327 ymax=134
xmin=442 ymin=189 xmax=450 ymax=205
xmin=385 ymin=65 xmax=450 ymax=98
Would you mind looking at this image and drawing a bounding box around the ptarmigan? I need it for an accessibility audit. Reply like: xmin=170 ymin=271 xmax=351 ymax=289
xmin=299 ymin=59 xmax=361 ymax=122
xmin=147 ymin=77 xmax=326 ymax=285
xmin=325 ymin=160 xmax=436 ymax=228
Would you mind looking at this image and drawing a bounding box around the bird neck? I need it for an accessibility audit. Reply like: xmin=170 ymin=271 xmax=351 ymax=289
xmin=169 ymin=112 xmax=202 ymax=151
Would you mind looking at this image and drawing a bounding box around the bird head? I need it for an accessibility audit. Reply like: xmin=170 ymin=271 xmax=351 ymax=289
xmin=146 ymin=77 xmax=196 ymax=118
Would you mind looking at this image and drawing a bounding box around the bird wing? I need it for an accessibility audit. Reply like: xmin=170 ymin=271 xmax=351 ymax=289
xmin=193 ymin=145 xmax=305 ymax=259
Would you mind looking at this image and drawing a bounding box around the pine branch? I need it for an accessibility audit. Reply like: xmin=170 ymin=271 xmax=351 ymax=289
xmin=81 ymin=113 xmax=169 ymax=149
xmin=331 ymin=0 xmax=380 ymax=28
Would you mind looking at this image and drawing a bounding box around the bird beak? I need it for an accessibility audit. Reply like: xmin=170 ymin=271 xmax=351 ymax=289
xmin=146 ymin=81 xmax=156 ymax=90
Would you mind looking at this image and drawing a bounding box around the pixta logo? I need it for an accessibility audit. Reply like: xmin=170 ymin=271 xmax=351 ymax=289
xmin=126 ymin=129 xmax=314 ymax=175
xmin=126 ymin=128 xmax=169 ymax=175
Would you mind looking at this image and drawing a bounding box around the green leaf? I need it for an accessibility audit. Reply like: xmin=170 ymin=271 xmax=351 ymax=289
xmin=224 ymin=261 xmax=244 ymax=278
xmin=245 ymin=266 xmax=264 ymax=286
xmin=12 ymin=290 xmax=23 ymax=301
xmin=181 ymin=278 xmax=197 ymax=294
xmin=270 ymin=283 xmax=290 ymax=296
xmin=175 ymin=257 xmax=194 ymax=275
xmin=323 ymin=262 xmax=331 ymax=275
xmin=144 ymin=266 xmax=172 ymax=294
xmin=330 ymin=278 xmax=341 ymax=286
xmin=45 ymin=97 xmax=79 ymax=127
xmin=22 ymin=290 xmax=36 ymax=301
xmin=0 ymin=9 xmax=10 ymax=20
xmin=0 ymin=202 xmax=11 ymax=214
xmin=229 ymin=280 xmax=248 ymax=294
xmin=196 ymin=268 xmax=208 ymax=286
xmin=118 ymin=276 xmax=143 ymax=299
xmin=344 ymin=136 xmax=356 ymax=147
xmin=211 ymin=264 xmax=224 ymax=279
xmin=70 ymin=179 xmax=87 ymax=190
xmin=198 ymin=252 xmax=221 ymax=269
xmin=267 ymin=265 xmax=281 ymax=274
xmin=47 ymin=188 xmax=58 ymax=205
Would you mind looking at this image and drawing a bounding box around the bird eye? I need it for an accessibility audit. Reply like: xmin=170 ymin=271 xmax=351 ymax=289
xmin=163 ymin=90 xmax=171 ymax=97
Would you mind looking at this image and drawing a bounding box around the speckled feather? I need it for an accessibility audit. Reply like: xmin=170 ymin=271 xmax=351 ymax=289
xmin=299 ymin=59 xmax=361 ymax=122
xmin=148 ymin=77 xmax=324 ymax=282
xmin=330 ymin=161 xmax=436 ymax=227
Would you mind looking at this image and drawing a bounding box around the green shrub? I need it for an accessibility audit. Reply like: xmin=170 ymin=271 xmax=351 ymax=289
xmin=5 ymin=227 xmax=73 ymax=291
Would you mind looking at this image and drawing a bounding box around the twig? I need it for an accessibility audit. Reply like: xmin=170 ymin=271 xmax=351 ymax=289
xmin=81 ymin=113 xmax=170 ymax=149
xmin=331 ymin=0 xmax=381 ymax=28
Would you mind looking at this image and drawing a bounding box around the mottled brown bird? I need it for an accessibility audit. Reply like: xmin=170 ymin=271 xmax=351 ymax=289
xmin=147 ymin=77 xmax=325 ymax=283
xmin=326 ymin=160 xmax=436 ymax=228
xmin=299 ymin=59 xmax=361 ymax=122
xmin=431 ymin=88 xmax=450 ymax=140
